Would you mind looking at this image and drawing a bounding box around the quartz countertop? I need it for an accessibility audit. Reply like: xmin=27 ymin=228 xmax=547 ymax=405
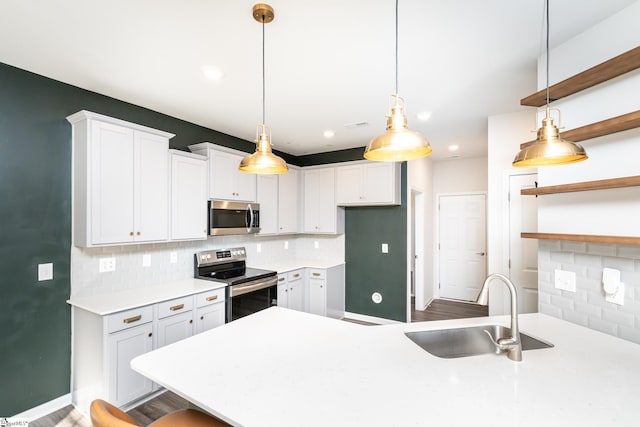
xmin=67 ymin=279 xmax=226 ymax=315
xmin=131 ymin=307 xmax=640 ymax=426
xmin=250 ymin=259 xmax=344 ymax=273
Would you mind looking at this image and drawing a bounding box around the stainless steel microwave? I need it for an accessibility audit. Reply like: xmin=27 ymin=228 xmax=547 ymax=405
xmin=208 ymin=200 xmax=260 ymax=236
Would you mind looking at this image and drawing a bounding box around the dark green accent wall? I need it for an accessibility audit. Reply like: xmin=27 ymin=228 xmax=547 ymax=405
xmin=345 ymin=164 xmax=408 ymax=321
xmin=0 ymin=62 xmax=408 ymax=414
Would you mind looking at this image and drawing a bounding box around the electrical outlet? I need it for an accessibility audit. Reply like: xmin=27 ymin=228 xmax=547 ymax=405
xmin=170 ymin=251 xmax=178 ymax=263
xmin=257 ymin=243 xmax=262 ymax=253
xmin=142 ymin=254 xmax=151 ymax=267
xmin=381 ymin=243 xmax=389 ymax=253
xmin=284 ymin=241 xmax=289 ymax=250
xmin=314 ymin=241 xmax=319 ymax=249
xmin=554 ymin=269 xmax=576 ymax=292
xmin=605 ymin=282 xmax=625 ymax=306
xmin=99 ymin=257 xmax=116 ymax=273
xmin=38 ymin=263 xmax=53 ymax=281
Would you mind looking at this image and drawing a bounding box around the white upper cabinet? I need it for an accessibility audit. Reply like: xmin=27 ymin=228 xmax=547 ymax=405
xmin=278 ymin=168 xmax=300 ymax=234
xmin=189 ymin=143 xmax=256 ymax=202
xmin=169 ymin=150 xmax=208 ymax=241
xmin=303 ymin=167 xmax=344 ymax=234
xmin=335 ymin=162 xmax=400 ymax=206
xmin=68 ymin=111 xmax=173 ymax=247
xmin=257 ymin=167 xmax=300 ymax=236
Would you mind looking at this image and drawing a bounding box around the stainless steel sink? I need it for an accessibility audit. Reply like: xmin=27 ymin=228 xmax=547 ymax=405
xmin=405 ymin=325 xmax=553 ymax=359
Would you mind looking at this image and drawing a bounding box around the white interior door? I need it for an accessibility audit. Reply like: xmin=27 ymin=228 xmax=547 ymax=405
xmin=509 ymin=174 xmax=539 ymax=313
xmin=438 ymin=194 xmax=487 ymax=302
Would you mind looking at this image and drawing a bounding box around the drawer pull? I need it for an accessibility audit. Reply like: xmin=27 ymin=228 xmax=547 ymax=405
xmin=312 ymin=273 xmax=321 ymax=277
xmin=293 ymin=274 xmax=300 ymax=278
xmin=206 ymin=295 xmax=218 ymax=301
xmin=148 ymin=332 xmax=153 ymax=337
xmin=278 ymin=277 xmax=286 ymax=282
xmin=123 ymin=315 xmax=142 ymax=324
xmin=170 ymin=304 xmax=185 ymax=311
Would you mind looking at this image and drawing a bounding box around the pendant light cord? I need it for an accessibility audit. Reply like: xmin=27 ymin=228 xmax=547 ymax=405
xmin=545 ymin=0 xmax=550 ymax=111
xmin=262 ymin=16 xmax=266 ymax=125
xmin=395 ymin=0 xmax=399 ymax=95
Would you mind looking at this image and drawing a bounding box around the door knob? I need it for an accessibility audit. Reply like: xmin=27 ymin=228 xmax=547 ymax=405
xmin=476 ymin=252 xmax=486 ymax=256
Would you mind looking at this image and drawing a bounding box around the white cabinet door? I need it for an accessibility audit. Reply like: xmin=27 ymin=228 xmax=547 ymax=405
xmin=278 ymin=168 xmax=299 ymax=233
xmin=107 ymin=323 xmax=154 ymax=407
xmin=303 ymin=168 xmax=338 ymax=233
xmin=335 ymin=165 xmax=362 ymax=204
xmin=277 ymin=275 xmax=289 ymax=308
xmin=90 ymin=121 xmax=135 ymax=244
xmin=156 ymin=311 xmax=194 ymax=348
xmin=211 ymin=150 xmax=256 ymax=202
xmin=195 ymin=302 xmax=225 ymax=334
xmin=170 ymin=152 xmax=208 ymax=240
xmin=336 ymin=163 xmax=399 ymax=206
xmin=288 ymin=278 xmax=304 ymax=312
xmin=257 ymin=174 xmax=279 ymax=235
xmin=134 ymin=131 xmax=169 ymax=242
xmin=308 ymin=278 xmax=326 ymax=317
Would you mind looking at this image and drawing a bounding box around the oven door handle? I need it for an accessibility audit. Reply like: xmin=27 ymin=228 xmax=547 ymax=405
xmin=230 ymin=276 xmax=278 ymax=298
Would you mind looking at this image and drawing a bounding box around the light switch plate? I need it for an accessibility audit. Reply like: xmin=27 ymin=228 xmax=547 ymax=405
xmin=554 ymin=269 xmax=576 ymax=292
xmin=256 ymin=243 xmax=262 ymax=253
xmin=142 ymin=254 xmax=151 ymax=267
xmin=314 ymin=241 xmax=319 ymax=249
xmin=605 ymin=282 xmax=625 ymax=305
xmin=170 ymin=251 xmax=178 ymax=264
xmin=38 ymin=263 xmax=53 ymax=281
xmin=381 ymin=243 xmax=389 ymax=253
xmin=99 ymin=257 xmax=116 ymax=273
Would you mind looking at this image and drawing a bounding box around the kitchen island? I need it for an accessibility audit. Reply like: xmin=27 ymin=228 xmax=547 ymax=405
xmin=131 ymin=307 xmax=640 ymax=426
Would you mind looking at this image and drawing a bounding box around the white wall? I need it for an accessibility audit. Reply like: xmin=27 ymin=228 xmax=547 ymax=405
xmin=408 ymin=157 xmax=434 ymax=312
xmin=433 ymin=156 xmax=488 ymax=194
xmin=487 ymin=111 xmax=536 ymax=314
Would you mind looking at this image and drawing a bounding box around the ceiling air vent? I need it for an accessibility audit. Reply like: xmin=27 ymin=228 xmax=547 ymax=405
xmin=343 ymin=121 xmax=369 ymax=129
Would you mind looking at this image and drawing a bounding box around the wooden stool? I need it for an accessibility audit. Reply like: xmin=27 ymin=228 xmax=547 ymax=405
xmin=90 ymin=399 xmax=230 ymax=427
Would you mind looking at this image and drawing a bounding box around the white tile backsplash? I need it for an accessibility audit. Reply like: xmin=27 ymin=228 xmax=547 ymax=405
xmin=71 ymin=234 xmax=344 ymax=297
xmin=538 ymin=240 xmax=640 ymax=345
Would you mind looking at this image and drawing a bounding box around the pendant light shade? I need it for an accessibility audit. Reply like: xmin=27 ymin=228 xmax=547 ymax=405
xmin=512 ymin=110 xmax=587 ymax=167
xmin=239 ymin=3 xmax=288 ymax=174
xmin=239 ymin=124 xmax=288 ymax=173
xmin=364 ymin=94 xmax=432 ymax=161
xmin=364 ymin=0 xmax=431 ymax=162
xmin=512 ymin=0 xmax=587 ymax=168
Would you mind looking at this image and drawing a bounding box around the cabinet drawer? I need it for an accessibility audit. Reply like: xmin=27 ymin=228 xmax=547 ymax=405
xmin=287 ymin=269 xmax=304 ymax=281
xmin=157 ymin=295 xmax=193 ymax=319
xmin=308 ymin=269 xmax=326 ymax=280
xmin=107 ymin=305 xmax=153 ymax=334
xmin=195 ymin=288 xmax=226 ymax=308
xmin=277 ymin=274 xmax=287 ymax=284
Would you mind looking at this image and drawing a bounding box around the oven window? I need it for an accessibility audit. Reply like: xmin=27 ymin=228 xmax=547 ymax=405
xmin=229 ymin=285 xmax=277 ymax=322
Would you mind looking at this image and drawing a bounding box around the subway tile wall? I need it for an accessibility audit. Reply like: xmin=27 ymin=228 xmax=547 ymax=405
xmin=71 ymin=234 xmax=344 ymax=297
xmin=538 ymin=240 xmax=640 ymax=344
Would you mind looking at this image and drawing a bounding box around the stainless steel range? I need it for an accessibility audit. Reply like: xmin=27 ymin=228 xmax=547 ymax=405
xmin=194 ymin=247 xmax=278 ymax=322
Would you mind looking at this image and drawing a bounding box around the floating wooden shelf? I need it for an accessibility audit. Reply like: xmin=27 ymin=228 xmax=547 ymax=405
xmin=520 ymin=110 xmax=640 ymax=149
xmin=521 ymin=175 xmax=640 ymax=196
xmin=521 ymin=232 xmax=640 ymax=246
xmin=520 ymin=46 xmax=640 ymax=107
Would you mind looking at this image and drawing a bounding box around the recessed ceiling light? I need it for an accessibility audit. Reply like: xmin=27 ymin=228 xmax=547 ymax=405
xmin=323 ymin=130 xmax=335 ymax=138
xmin=448 ymin=144 xmax=459 ymax=151
xmin=202 ymin=66 xmax=224 ymax=81
xmin=416 ymin=111 xmax=432 ymax=121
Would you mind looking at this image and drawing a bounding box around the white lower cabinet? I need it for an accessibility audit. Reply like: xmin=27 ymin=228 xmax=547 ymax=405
xmin=71 ymin=287 xmax=226 ymax=415
xmin=306 ymin=265 xmax=345 ymax=319
xmin=278 ymin=270 xmax=304 ymax=311
xmin=307 ymin=274 xmax=327 ymax=317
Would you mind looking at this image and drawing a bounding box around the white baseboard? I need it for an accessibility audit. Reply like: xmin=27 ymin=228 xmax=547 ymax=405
xmin=13 ymin=393 xmax=71 ymax=421
xmin=416 ymin=297 xmax=434 ymax=311
xmin=343 ymin=311 xmax=402 ymax=325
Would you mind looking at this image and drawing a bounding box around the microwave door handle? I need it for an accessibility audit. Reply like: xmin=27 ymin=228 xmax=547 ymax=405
xmin=247 ymin=204 xmax=253 ymax=232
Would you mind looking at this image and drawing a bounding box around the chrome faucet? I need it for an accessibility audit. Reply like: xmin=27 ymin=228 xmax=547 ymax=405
xmin=476 ymin=273 xmax=522 ymax=362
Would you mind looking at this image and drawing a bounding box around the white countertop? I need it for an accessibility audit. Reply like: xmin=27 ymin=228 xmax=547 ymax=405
xmin=251 ymin=259 xmax=345 ymax=273
xmin=131 ymin=307 xmax=640 ymax=426
xmin=67 ymin=279 xmax=226 ymax=315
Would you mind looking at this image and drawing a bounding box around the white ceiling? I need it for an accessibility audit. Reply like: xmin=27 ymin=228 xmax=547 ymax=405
xmin=0 ymin=0 xmax=636 ymax=159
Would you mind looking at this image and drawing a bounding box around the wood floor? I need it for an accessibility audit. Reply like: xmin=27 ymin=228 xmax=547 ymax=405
xmin=31 ymin=299 xmax=485 ymax=426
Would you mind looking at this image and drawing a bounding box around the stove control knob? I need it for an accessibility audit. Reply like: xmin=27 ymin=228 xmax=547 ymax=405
xmin=206 ymin=254 xmax=211 ymax=259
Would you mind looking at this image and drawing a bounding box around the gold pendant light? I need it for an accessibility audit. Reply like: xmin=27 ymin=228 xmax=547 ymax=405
xmin=364 ymin=0 xmax=431 ymax=162
xmin=512 ymin=0 xmax=587 ymax=168
xmin=239 ymin=3 xmax=288 ymax=174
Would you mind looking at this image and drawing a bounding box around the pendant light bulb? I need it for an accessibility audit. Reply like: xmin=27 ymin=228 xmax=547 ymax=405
xmin=239 ymin=4 xmax=288 ymax=174
xmin=512 ymin=0 xmax=587 ymax=168
xmin=364 ymin=0 xmax=431 ymax=162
